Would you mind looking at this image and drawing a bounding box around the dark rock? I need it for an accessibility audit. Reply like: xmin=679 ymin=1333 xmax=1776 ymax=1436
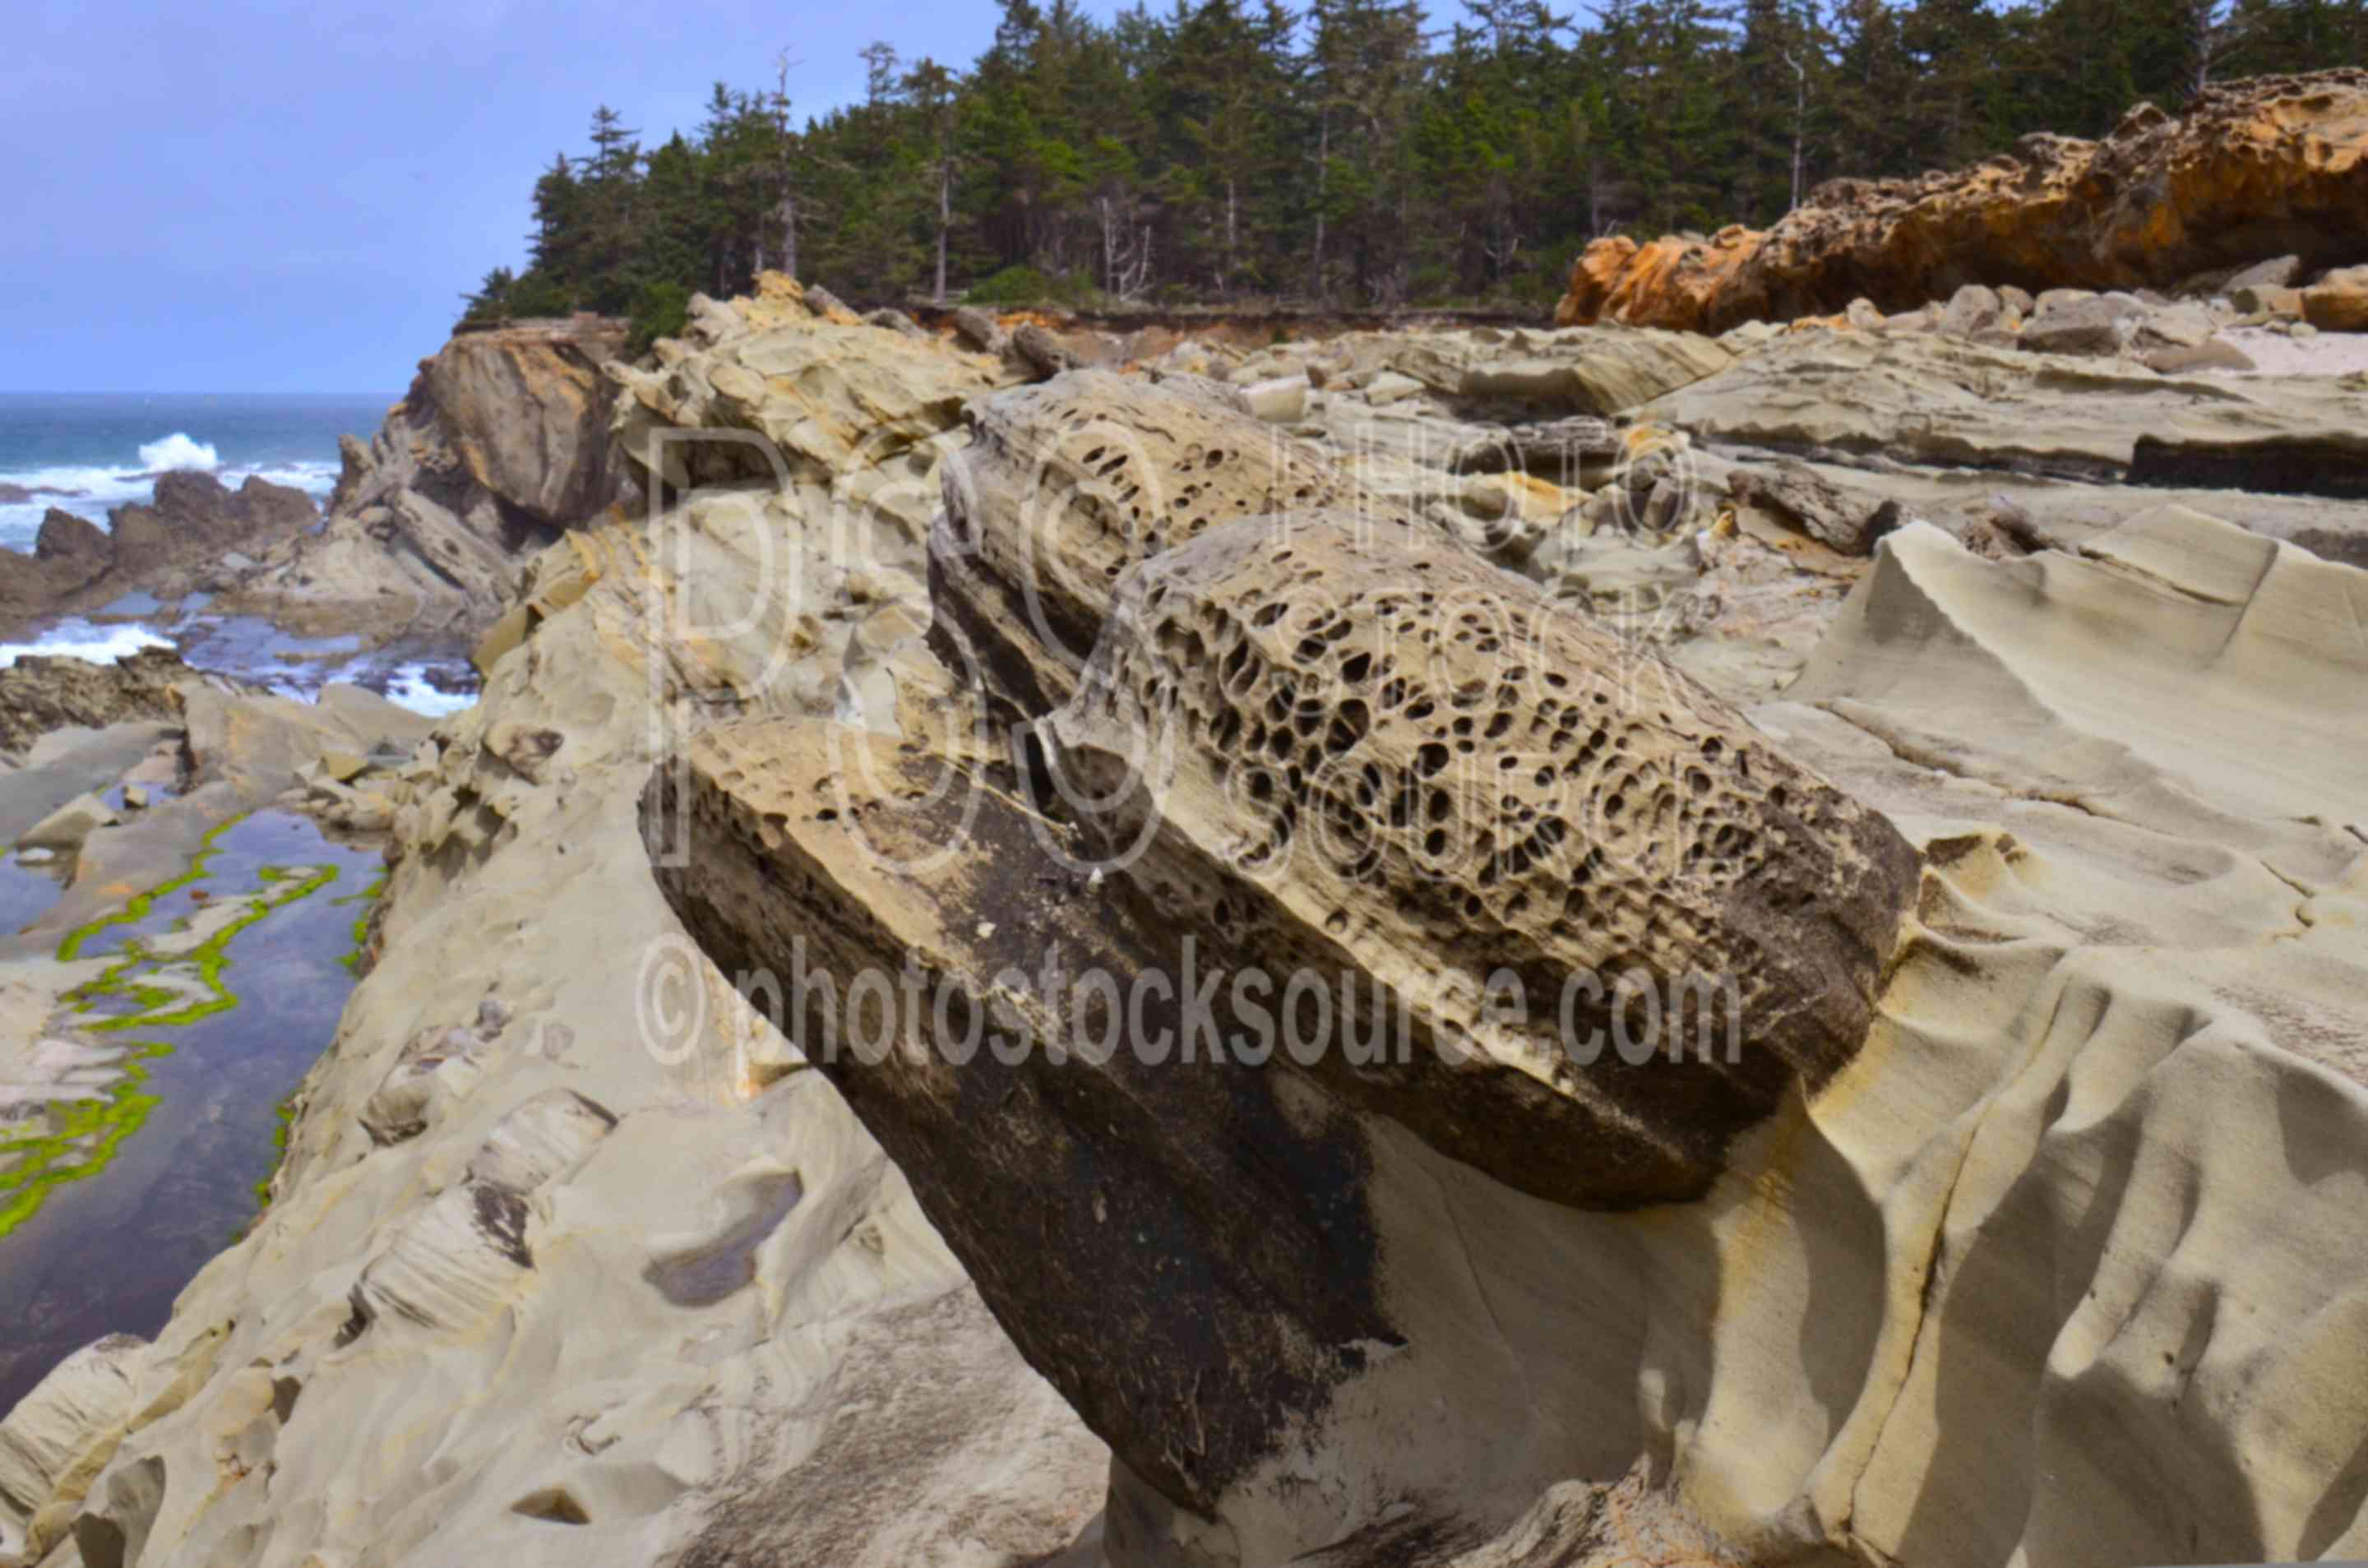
xmin=2130 ymin=433 xmax=2368 ymax=500
xmin=1449 ymin=416 xmax=1622 ymax=479
xmin=1010 ymin=323 xmax=1085 ymax=380
xmin=0 ymin=646 xmax=191 ymax=761
xmin=1727 ymin=461 xmax=1905 ymax=555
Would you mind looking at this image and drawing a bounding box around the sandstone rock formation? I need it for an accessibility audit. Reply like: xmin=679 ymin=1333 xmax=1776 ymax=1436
xmin=1642 ymin=327 xmax=2368 ymax=493
xmin=610 ymin=271 xmax=1001 ymax=501
xmin=932 ymin=370 xmax=1418 ymax=723
xmin=2305 ymin=263 xmax=2368 ymax=331
xmin=225 ymin=315 xmax=630 ymax=644
xmin=641 ymin=304 xmax=2368 ymax=1568
xmin=1559 ymin=70 xmax=2368 ymax=331
xmin=647 ymin=368 xmax=1931 ymax=1562
xmin=16 ymin=267 xmax=2368 ymax=1568
xmin=0 ymin=284 xmax=1108 ymax=1568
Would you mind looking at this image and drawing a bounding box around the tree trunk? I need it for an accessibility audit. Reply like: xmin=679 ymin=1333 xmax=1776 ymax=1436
xmin=936 ymin=164 xmax=952 ymax=305
xmin=1787 ymin=49 xmax=1808 ymax=211
xmin=1312 ymin=110 xmax=1330 ymax=301
xmin=1226 ymin=177 xmax=1238 ymax=295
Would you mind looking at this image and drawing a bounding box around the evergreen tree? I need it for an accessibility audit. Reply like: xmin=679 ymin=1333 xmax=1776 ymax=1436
xmin=453 ymin=0 xmax=2368 ymax=334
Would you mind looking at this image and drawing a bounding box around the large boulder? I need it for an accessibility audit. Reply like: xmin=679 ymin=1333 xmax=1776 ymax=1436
xmin=2303 ymin=264 xmax=2368 ymax=331
xmin=1560 ymin=70 xmax=2368 ymax=329
xmin=0 ymin=647 xmax=189 ymax=764
xmin=650 ymin=433 xmax=1922 ymax=1565
xmin=229 ymin=313 xmax=631 ymax=644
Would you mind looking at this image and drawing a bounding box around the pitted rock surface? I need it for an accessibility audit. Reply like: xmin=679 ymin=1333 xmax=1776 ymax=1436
xmin=932 ymin=368 xmax=1422 ymax=722
xmin=1045 ymin=512 xmax=1921 ymax=1207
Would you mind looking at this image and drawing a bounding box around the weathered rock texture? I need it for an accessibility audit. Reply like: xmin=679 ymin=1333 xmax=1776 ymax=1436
xmin=0 ymin=648 xmax=192 ymax=765
xmin=647 ymin=378 xmax=1924 ymax=1567
xmin=21 ymin=269 xmax=2368 ymax=1568
xmin=657 ymin=505 xmax=2368 ymax=1568
xmin=933 ymin=370 xmax=1417 ymax=723
xmin=226 ymin=315 xmax=630 ymax=643
xmin=1642 ymin=328 xmax=2368 ymax=489
xmin=0 ymin=474 xmax=318 ymax=633
xmin=1044 ymin=512 xmax=1917 ymax=1207
xmin=645 ymin=326 xmax=2368 ymax=1568
xmin=0 ymin=285 xmax=1108 ymax=1568
xmin=1559 ymin=70 xmax=2368 ymax=330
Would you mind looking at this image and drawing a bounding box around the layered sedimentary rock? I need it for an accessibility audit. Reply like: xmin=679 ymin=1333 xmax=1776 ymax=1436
xmin=229 ymin=315 xmax=631 ymax=643
xmin=0 ymin=285 xmax=1107 ymax=1568
xmin=1043 ymin=511 xmax=1917 ymax=1207
xmin=651 ymin=354 xmax=2368 ymax=1568
xmin=18 ymin=263 xmax=2368 ymax=1568
xmin=1641 ymin=327 xmax=2368 ymax=488
xmin=648 ymin=377 xmax=1925 ymax=1565
xmin=1560 ymin=69 xmax=2368 ymax=330
xmin=610 ymin=272 xmax=1002 ymax=498
xmin=0 ymin=649 xmax=190 ymax=764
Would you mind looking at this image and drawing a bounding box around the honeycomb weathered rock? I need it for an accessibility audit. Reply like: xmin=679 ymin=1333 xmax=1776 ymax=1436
xmin=1559 ymin=70 xmax=2368 ymax=328
xmin=1044 ymin=511 xmax=1921 ymax=1207
xmin=930 ymin=369 xmax=1421 ymax=724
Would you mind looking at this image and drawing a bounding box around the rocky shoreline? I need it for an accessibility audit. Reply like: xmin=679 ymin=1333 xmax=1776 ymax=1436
xmin=1 ymin=71 xmax=2366 ymax=1568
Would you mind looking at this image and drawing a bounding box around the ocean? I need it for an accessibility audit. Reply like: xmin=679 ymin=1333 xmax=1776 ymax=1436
xmin=0 ymin=391 xmax=395 ymax=553
xmin=0 ymin=391 xmax=476 ymax=715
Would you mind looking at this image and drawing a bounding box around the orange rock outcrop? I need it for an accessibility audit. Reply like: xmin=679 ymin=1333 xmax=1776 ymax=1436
xmin=1558 ymin=69 xmax=2368 ymax=331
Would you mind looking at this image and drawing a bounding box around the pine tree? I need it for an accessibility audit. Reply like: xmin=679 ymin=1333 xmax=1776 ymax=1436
xmin=456 ymin=0 xmax=2368 ymax=330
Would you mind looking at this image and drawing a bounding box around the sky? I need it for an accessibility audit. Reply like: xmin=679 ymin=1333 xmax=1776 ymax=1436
xmin=0 ymin=0 xmax=1125 ymax=395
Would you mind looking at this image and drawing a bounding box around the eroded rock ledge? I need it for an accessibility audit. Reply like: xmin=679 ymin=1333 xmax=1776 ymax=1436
xmin=1559 ymin=69 xmax=2368 ymax=331
xmin=648 ymin=374 xmax=1922 ymax=1565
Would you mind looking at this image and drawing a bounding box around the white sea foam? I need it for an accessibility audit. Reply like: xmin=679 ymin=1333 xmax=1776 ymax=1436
xmin=136 ymin=432 xmax=220 ymax=472
xmin=383 ymin=666 xmax=477 ymax=718
xmin=0 ymin=453 xmax=341 ymax=553
xmin=0 ymin=619 xmax=175 ymax=668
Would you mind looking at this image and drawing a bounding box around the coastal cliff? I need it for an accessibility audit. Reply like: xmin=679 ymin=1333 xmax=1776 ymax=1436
xmin=223 ymin=316 xmax=632 ymax=646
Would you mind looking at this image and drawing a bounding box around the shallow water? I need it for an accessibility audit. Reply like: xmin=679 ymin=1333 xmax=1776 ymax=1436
xmin=0 ymin=812 xmax=379 ymax=1416
xmin=0 ymin=855 xmax=66 ymax=937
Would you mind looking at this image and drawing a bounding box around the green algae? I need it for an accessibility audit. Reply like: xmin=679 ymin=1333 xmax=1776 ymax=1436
xmin=0 ymin=816 xmax=366 ymax=1242
xmin=251 ymin=877 xmax=381 ymax=1214
xmin=334 ymin=872 xmax=387 ymax=973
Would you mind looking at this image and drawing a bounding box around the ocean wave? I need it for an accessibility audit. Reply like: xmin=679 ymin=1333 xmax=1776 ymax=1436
xmin=0 ymin=456 xmax=343 ymax=554
xmin=136 ymin=432 xmax=220 ymax=471
xmin=0 ymin=619 xmax=175 ymax=668
xmin=382 ymin=665 xmax=478 ymax=718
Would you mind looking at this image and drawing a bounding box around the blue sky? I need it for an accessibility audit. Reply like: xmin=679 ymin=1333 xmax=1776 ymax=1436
xmin=1 ymin=0 xmax=1117 ymax=394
